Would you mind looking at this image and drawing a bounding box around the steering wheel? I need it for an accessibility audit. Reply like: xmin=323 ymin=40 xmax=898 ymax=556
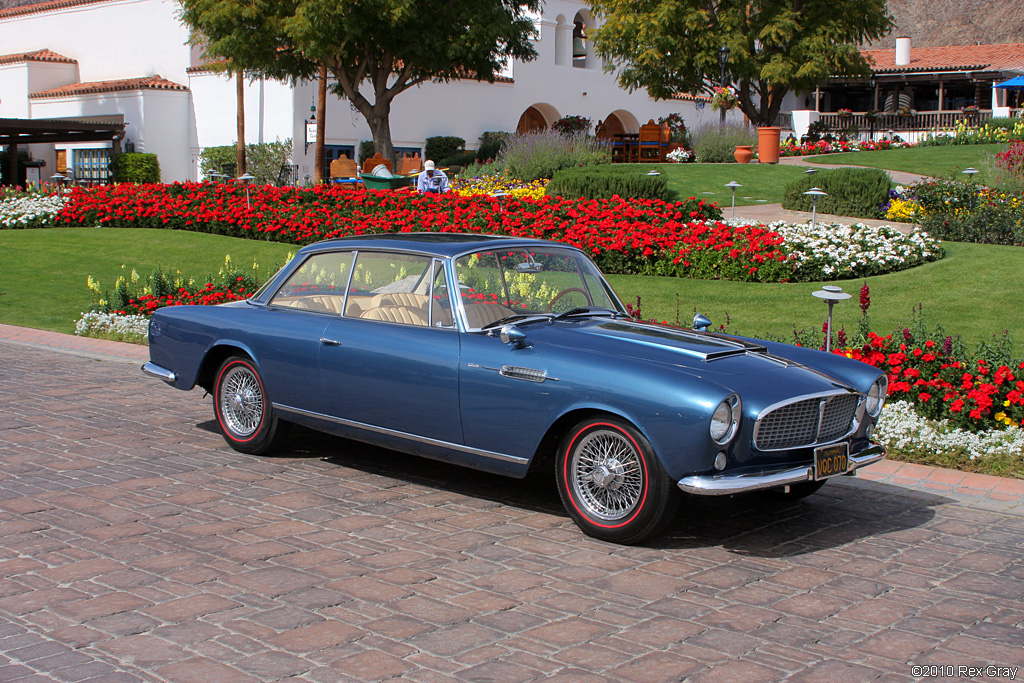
xmin=545 ymin=287 xmax=593 ymax=312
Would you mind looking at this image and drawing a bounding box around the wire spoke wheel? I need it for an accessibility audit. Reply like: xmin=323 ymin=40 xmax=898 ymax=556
xmin=570 ymin=429 xmax=644 ymax=521
xmin=218 ymin=364 xmax=265 ymax=438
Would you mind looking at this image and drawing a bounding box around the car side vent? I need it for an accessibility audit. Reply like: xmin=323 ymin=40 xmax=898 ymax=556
xmin=500 ymin=365 xmax=547 ymax=383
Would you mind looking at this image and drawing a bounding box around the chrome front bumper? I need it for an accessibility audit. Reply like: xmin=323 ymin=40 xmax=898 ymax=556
xmin=677 ymin=443 xmax=885 ymax=496
xmin=141 ymin=362 xmax=176 ymax=384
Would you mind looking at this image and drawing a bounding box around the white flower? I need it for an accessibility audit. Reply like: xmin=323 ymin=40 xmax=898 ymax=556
xmin=876 ymin=401 xmax=1024 ymax=460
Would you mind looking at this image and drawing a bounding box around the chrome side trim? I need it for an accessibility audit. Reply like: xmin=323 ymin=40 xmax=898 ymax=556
xmin=273 ymin=403 xmax=530 ymax=465
xmin=142 ymin=362 xmax=176 ymax=384
xmin=677 ymin=443 xmax=885 ymax=496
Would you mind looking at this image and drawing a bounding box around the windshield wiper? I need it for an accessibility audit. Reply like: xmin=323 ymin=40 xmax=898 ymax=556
xmin=552 ymin=306 xmax=629 ymax=321
xmin=480 ymin=313 xmax=554 ymax=331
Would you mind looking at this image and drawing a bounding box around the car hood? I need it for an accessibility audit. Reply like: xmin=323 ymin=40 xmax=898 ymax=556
xmin=526 ymin=317 xmax=858 ymax=395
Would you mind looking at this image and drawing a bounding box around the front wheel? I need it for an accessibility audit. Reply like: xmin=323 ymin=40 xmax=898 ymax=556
xmin=556 ymin=417 xmax=679 ymax=545
xmin=213 ymin=356 xmax=290 ymax=455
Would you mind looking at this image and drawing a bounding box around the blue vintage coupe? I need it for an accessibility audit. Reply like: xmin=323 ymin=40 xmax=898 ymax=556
xmin=144 ymin=233 xmax=887 ymax=544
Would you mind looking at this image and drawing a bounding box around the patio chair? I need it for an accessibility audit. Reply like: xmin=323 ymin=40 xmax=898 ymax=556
xmin=638 ymin=120 xmax=664 ymax=162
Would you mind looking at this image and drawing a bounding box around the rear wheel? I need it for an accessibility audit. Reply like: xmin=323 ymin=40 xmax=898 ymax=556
xmin=556 ymin=417 xmax=679 ymax=545
xmin=213 ymin=356 xmax=290 ymax=455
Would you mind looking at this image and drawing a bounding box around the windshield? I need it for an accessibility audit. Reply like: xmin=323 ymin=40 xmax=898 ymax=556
xmin=454 ymin=246 xmax=624 ymax=329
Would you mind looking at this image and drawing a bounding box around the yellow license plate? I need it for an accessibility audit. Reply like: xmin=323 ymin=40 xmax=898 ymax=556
xmin=814 ymin=443 xmax=849 ymax=480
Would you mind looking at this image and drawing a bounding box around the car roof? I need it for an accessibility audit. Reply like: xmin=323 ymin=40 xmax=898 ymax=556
xmin=298 ymin=232 xmax=571 ymax=259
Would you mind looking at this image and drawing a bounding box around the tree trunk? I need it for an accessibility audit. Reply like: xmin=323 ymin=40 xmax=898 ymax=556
xmin=314 ymin=65 xmax=327 ymax=183
xmin=367 ymin=103 xmax=395 ymax=164
xmin=235 ymin=70 xmax=246 ymax=176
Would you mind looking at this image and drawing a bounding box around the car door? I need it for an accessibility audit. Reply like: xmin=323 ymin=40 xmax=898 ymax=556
xmin=317 ymin=253 xmax=463 ymax=444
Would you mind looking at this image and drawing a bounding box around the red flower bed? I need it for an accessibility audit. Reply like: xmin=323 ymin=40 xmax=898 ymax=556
xmin=56 ymin=182 xmax=793 ymax=282
xmin=839 ymin=332 xmax=1024 ymax=431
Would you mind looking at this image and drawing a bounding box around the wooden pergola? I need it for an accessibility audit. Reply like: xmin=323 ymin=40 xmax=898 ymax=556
xmin=0 ymin=117 xmax=126 ymax=185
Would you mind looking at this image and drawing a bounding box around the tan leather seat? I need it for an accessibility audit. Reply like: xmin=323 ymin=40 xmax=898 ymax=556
xmin=463 ymin=303 xmax=516 ymax=329
xmin=360 ymin=305 xmax=428 ymax=326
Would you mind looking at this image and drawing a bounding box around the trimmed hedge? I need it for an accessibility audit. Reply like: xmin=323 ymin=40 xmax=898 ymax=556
xmin=546 ymin=165 xmax=671 ymax=201
xmin=781 ymin=167 xmax=892 ymax=219
xmin=112 ymin=153 xmax=160 ymax=184
xmin=424 ymin=136 xmax=466 ymax=165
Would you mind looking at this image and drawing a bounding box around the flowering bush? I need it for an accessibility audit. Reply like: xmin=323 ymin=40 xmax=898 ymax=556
xmin=763 ymin=220 xmax=943 ymax=279
xmin=0 ymin=192 xmax=65 ymax=229
xmin=450 ymin=172 xmax=547 ymax=200
xmin=876 ymin=400 xmax=1024 ymax=462
xmin=908 ymin=179 xmax=1024 ymax=245
xmin=550 ymin=115 xmax=593 ymax=136
xmin=839 ymin=331 xmax=1024 ymax=432
xmin=666 ymin=148 xmax=694 ymax=163
xmin=74 ymin=311 xmax=150 ymax=343
xmin=996 ymin=140 xmax=1024 ymax=181
xmin=780 ymin=137 xmax=912 ymax=157
xmin=53 ymin=182 xmax=943 ymax=285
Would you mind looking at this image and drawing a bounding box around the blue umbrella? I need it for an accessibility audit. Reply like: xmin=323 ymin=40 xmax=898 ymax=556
xmin=994 ymin=75 xmax=1024 ymax=88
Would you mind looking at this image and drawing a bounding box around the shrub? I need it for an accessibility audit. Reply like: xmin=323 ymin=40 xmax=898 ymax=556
xmin=690 ymin=122 xmax=757 ymax=163
xmin=996 ymin=140 xmax=1024 ymax=181
xmin=551 ymin=115 xmax=592 ymax=136
xmin=546 ymin=165 xmax=670 ymax=201
xmin=499 ymin=130 xmax=608 ymax=182
xmin=111 ymin=153 xmax=160 ymax=183
xmin=198 ymin=140 xmax=291 ymax=185
xmin=425 ymin=136 xmax=466 ymax=165
xmin=657 ymin=113 xmax=690 ymax=145
xmin=781 ymin=168 xmax=892 ymax=219
xmin=476 ymin=131 xmax=509 ymax=163
xmin=358 ymin=140 xmax=375 ymax=163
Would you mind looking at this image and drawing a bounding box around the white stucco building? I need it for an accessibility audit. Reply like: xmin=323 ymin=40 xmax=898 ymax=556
xmin=0 ymin=0 xmax=718 ymax=183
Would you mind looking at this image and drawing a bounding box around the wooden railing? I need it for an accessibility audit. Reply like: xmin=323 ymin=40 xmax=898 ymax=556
xmin=818 ymin=110 xmax=994 ymax=132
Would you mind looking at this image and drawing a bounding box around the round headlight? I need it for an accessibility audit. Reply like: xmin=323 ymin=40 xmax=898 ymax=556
xmin=866 ymin=375 xmax=888 ymax=417
xmin=710 ymin=394 xmax=740 ymax=445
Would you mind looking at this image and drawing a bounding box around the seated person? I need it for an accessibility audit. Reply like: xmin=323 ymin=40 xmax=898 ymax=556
xmin=416 ymin=160 xmax=450 ymax=194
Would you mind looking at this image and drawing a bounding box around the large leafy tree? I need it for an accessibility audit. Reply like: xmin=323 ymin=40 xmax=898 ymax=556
xmin=178 ymin=0 xmax=540 ymax=161
xmin=588 ymin=0 xmax=895 ymax=126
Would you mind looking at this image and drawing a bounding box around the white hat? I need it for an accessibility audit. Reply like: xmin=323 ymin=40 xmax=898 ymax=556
xmin=424 ymin=160 xmax=435 ymax=171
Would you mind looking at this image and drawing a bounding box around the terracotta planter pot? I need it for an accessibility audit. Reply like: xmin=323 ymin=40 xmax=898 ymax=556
xmin=734 ymin=145 xmax=753 ymax=164
xmin=757 ymin=127 xmax=782 ymax=164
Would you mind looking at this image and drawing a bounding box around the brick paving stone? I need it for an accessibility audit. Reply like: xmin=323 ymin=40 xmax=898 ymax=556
xmin=3 ymin=337 xmax=1024 ymax=681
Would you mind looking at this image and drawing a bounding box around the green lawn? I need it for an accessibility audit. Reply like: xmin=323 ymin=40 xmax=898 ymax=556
xmin=655 ymin=163 xmax=808 ymax=205
xmin=803 ymin=143 xmax=1006 ymax=180
xmin=0 ymin=228 xmax=294 ymax=333
xmin=3 ymin=228 xmax=1020 ymax=351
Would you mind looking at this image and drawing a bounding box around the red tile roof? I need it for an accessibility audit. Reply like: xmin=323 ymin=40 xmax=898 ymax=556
xmin=31 ymin=74 xmax=188 ymax=98
xmin=0 ymin=48 xmax=77 ymax=66
xmin=0 ymin=0 xmax=110 ymax=19
xmin=862 ymin=42 xmax=1024 ymax=74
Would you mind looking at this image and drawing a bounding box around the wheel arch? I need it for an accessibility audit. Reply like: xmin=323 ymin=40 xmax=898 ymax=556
xmin=529 ymin=407 xmax=649 ymax=475
xmin=196 ymin=343 xmax=257 ymax=393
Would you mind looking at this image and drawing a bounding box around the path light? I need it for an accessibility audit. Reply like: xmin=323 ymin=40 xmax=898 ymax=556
xmin=803 ymin=168 xmax=818 ymax=176
xmin=803 ymin=187 xmax=827 ymax=229
xmin=50 ymin=173 xmax=67 ymax=195
xmin=962 ymin=167 xmax=979 ymax=182
xmin=725 ymin=180 xmax=742 ymax=218
xmin=812 ymin=285 xmax=851 ymax=352
xmin=646 ymin=169 xmax=661 ymax=176
xmin=238 ymin=173 xmax=256 ymax=210
xmin=491 ymin=190 xmax=509 ymax=211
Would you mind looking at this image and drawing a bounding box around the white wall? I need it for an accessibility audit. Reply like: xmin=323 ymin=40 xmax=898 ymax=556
xmin=0 ymin=0 xmax=190 ymax=83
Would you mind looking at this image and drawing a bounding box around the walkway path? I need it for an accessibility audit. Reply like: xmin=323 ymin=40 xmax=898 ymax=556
xmin=731 ymin=155 xmax=927 ymax=231
xmin=1 ymin=324 xmax=1023 ymax=681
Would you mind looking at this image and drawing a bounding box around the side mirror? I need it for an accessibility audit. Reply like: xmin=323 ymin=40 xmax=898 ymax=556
xmin=500 ymin=323 xmax=529 ymax=349
xmin=692 ymin=313 xmax=712 ymax=331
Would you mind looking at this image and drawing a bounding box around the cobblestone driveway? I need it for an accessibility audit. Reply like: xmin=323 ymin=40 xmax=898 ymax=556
xmin=1 ymin=342 xmax=1022 ymax=682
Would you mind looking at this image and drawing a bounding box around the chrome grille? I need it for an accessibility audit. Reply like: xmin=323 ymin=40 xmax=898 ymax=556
xmin=754 ymin=393 xmax=860 ymax=451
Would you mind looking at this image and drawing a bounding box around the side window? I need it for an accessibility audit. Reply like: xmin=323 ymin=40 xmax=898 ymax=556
xmin=430 ymin=260 xmax=455 ymax=328
xmin=345 ymin=251 xmax=435 ymax=327
xmin=269 ymin=251 xmax=353 ymax=315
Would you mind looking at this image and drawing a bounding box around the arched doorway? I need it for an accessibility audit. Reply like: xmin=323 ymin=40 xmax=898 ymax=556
xmin=517 ymin=107 xmax=547 ymax=133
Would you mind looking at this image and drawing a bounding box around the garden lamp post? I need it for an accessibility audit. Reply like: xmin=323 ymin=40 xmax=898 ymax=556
xmin=803 ymin=168 xmax=819 ymax=176
xmin=803 ymin=187 xmax=827 ymax=229
xmin=718 ymin=45 xmax=730 ymax=124
xmin=812 ymin=285 xmax=850 ymax=352
xmin=49 ymin=172 xmax=66 ymax=194
xmin=492 ymin=190 xmax=508 ymax=211
xmin=646 ymin=169 xmax=661 ymax=176
xmin=962 ymin=167 xmax=979 ymax=183
xmin=238 ymin=173 xmax=255 ymax=210
xmin=868 ymin=76 xmax=877 ymax=139
xmin=725 ymin=180 xmax=741 ymax=218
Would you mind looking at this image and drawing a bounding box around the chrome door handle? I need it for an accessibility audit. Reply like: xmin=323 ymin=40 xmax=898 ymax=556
xmin=319 ymin=337 xmax=342 ymax=346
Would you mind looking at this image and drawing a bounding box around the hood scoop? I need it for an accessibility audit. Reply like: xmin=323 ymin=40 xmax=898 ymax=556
xmin=591 ymin=321 xmax=768 ymax=362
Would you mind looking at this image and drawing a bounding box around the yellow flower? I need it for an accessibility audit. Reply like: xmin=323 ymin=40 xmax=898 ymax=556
xmin=994 ymin=412 xmax=1007 ymax=421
